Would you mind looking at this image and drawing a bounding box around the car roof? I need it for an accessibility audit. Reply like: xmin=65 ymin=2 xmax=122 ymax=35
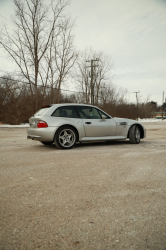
xmin=51 ymin=103 xmax=96 ymax=107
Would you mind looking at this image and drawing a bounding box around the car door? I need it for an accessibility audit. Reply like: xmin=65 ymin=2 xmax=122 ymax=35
xmin=77 ymin=106 xmax=116 ymax=137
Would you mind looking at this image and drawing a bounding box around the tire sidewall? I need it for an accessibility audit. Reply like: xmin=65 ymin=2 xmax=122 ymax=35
xmin=134 ymin=125 xmax=140 ymax=144
xmin=129 ymin=125 xmax=140 ymax=144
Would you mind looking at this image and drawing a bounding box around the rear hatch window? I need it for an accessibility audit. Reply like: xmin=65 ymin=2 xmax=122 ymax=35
xmin=34 ymin=106 xmax=51 ymax=117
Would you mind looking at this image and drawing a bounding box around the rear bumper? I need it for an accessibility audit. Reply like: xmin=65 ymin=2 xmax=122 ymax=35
xmin=27 ymin=127 xmax=58 ymax=142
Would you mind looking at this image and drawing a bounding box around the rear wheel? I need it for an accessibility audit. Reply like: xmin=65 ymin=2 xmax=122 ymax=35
xmin=41 ymin=141 xmax=53 ymax=145
xmin=129 ymin=125 xmax=140 ymax=144
xmin=54 ymin=126 xmax=77 ymax=149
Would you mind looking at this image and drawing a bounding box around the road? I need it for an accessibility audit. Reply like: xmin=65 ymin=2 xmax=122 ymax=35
xmin=0 ymin=122 xmax=166 ymax=249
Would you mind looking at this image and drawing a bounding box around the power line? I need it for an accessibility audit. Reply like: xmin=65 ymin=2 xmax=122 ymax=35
xmin=0 ymin=76 xmax=105 ymax=102
xmin=0 ymin=12 xmax=58 ymax=28
xmin=0 ymin=68 xmax=113 ymax=94
xmin=0 ymin=55 xmax=9 ymax=59
xmin=0 ymin=76 xmax=104 ymax=101
xmin=0 ymin=14 xmax=15 ymax=24
xmin=0 ymin=68 xmax=35 ymax=77
xmin=0 ymin=69 xmax=55 ymax=84
xmin=0 ymin=65 xmax=116 ymax=99
xmin=0 ymin=76 xmax=75 ymax=92
xmin=0 ymin=67 xmax=113 ymax=101
xmin=0 ymin=69 xmax=71 ymax=87
xmin=0 ymin=24 xmax=14 ymax=31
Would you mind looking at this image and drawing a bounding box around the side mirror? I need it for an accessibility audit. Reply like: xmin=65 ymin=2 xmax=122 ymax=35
xmin=102 ymin=115 xmax=106 ymax=121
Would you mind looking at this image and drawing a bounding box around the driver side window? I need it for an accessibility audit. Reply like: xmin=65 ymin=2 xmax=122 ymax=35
xmin=77 ymin=106 xmax=101 ymax=119
xmin=98 ymin=110 xmax=110 ymax=119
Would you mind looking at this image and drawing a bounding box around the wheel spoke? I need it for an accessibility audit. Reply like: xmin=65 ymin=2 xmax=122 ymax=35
xmin=64 ymin=131 xmax=68 ymax=136
xmin=68 ymin=135 xmax=72 ymax=140
xmin=60 ymin=138 xmax=64 ymax=145
xmin=63 ymin=139 xmax=68 ymax=145
xmin=59 ymin=136 xmax=65 ymax=139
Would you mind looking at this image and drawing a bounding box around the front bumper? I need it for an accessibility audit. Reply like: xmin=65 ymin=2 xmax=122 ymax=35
xmin=27 ymin=127 xmax=58 ymax=142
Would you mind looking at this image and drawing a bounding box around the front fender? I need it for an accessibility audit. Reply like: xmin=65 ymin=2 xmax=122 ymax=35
xmin=127 ymin=123 xmax=146 ymax=139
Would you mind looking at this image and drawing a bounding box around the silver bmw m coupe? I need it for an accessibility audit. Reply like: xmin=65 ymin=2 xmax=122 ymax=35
xmin=27 ymin=103 xmax=146 ymax=149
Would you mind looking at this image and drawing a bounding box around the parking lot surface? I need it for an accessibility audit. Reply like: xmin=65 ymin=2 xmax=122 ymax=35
xmin=0 ymin=122 xmax=166 ymax=250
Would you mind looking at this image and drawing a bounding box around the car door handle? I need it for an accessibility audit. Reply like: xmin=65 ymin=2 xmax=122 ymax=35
xmin=85 ymin=122 xmax=92 ymax=124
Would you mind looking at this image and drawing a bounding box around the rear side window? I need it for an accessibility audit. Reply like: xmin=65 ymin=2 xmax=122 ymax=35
xmin=52 ymin=106 xmax=79 ymax=118
xmin=34 ymin=108 xmax=49 ymax=117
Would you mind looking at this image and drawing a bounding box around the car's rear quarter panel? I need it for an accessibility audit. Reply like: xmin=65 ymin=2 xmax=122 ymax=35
xmin=27 ymin=115 xmax=86 ymax=142
xmin=44 ymin=116 xmax=85 ymax=138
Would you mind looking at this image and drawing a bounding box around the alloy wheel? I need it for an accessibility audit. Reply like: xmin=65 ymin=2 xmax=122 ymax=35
xmin=59 ymin=129 xmax=76 ymax=148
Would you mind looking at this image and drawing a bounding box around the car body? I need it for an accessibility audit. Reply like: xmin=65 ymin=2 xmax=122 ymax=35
xmin=27 ymin=103 xmax=146 ymax=149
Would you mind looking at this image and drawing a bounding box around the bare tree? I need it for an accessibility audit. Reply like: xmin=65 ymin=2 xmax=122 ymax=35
xmin=0 ymin=76 xmax=32 ymax=124
xmin=42 ymin=16 xmax=78 ymax=103
xmin=73 ymin=47 xmax=113 ymax=105
xmin=99 ymin=82 xmax=117 ymax=105
xmin=0 ymin=0 xmax=70 ymax=112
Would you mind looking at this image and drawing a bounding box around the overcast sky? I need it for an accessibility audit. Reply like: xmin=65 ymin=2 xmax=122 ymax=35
xmin=0 ymin=0 xmax=165 ymax=104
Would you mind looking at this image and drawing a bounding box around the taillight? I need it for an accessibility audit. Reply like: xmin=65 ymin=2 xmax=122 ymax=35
xmin=37 ymin=121 xmax=48 ymax=128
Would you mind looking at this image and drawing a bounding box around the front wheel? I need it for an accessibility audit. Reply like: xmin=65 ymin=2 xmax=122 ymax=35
xmin=129 ymin=125 xmax=140 ymax=144
xmin=54 ymin=126 xmax=77 ymax=149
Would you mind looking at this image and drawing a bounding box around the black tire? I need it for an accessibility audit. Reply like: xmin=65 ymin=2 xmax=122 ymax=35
xmin=129 ymin=125 xmax=140 ymax=144
xmin=54 ymin=126 xmax=77 ymax=149
xmin=41 ymin=141 xmax=53 ymax=145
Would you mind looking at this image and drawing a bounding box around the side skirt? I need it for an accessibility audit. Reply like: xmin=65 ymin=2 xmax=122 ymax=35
xmin=79 ymin=136 xmax=126 ymax=142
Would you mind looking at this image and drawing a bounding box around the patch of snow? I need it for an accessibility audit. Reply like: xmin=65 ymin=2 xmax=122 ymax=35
xmin=138 ymin=118 xmax=166 ymax=122
xmin=0 ymin=123 xmax=30 ymax=128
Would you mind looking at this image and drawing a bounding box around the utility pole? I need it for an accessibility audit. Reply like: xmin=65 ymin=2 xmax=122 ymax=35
xmin=133 ymin=91 xmax=140 ymax=120
xmin=162 ymin=91 xmax=164 ymax=120
xmin=86 ymin=58 xmax=99 ymax=105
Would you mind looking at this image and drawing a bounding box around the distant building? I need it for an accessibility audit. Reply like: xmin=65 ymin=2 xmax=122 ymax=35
xmin=152 ymin=111 xmax=166 ymax=119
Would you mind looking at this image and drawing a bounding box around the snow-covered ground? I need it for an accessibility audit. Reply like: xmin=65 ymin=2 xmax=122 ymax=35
xmin=0 ymin=119 xmax=166 ymax=127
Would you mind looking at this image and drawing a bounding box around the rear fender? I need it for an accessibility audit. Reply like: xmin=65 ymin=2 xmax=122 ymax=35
xmin=54 ymin=124 xmax=80 ymax=142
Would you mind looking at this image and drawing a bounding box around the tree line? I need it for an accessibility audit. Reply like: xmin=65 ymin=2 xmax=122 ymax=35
xmin=0 ymin=76 xmax=159 ymax=124
xmin=0 ymin=0 xmax=161 ymax=124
